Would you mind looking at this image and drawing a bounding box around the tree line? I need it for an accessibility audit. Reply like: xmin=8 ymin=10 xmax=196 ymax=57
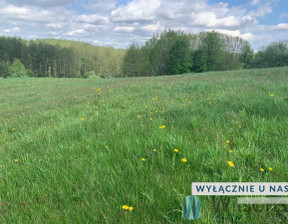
xmin=1 ymin=32 xmax=287 ymax=79
xmin=123 ymin=30 xmax=288 ymax=77
xmin=0 ymin=37 xmax=125 ymax=78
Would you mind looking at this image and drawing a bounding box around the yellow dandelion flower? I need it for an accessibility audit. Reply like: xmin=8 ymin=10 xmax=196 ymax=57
xmin=141 ymin=158 xmax=146 ymax=162
xmin=14 ymin=159 xmax=18 ymax=163
xmin=81 ymin=118 xmax=85 ymax=121
xmin=182 ymin=158 xmax=187 ymax=162
xmin=128 ymin=207 xmax=133 ymax=211
xmin=270 ymin=93 xmax=274 ymax=97
xmin=229 ymin=150 xmax=233 ymax=153
xmin=185 ymin=98 xmax=188 ymax=101
xmin=174 ymin=149 xmax=179 ymax=152
xmin=226 ymin=140 xmax=230 ymax=144
xmin=238 ymin=125 xmax=242 ymax=129
xmin=260 ymin=168 xmax=264 ymax=172
xmin=149 ymin=118 xmax=152 ymax=121
xmin=228 ymin=161 xmax=234 ymax=167
xmin=105 ymin=146 xmax=109 ymax=149
xmin=137 ymin=115 xmax=141 ymax=118
xmin=122 ymin=205 xmax=128 ymax=210
xmin=268 ymin=167 xmax=273 ymax=171
xmin=159 ymin=125 xmax=166 ymax=129
xmin=153 ymin=149 xmax=157 ymax=152
xmin=11 ymin=128 xmax=15 ymax=132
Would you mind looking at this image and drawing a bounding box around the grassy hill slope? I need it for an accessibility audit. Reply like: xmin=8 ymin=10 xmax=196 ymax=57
xmin=1 ymin=67 xmax=288 ymax=223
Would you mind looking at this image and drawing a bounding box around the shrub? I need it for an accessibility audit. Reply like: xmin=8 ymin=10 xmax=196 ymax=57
xmin=84 ymin=70 xmax=101 ymax=79
xmin=9 ymin=59 xmax=27 ymax=77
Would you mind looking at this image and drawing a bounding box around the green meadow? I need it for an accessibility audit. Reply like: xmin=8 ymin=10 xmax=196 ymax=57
xmin=1 ymin=67 xmax=288 ymax=223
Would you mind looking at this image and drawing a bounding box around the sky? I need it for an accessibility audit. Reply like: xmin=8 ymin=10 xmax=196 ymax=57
xmin=0 ymin=0 xmax=287 ymax=50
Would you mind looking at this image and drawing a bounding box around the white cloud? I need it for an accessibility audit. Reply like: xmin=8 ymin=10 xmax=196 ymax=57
xmin=206 ymin=29 xmax=258 ymax=42
xmin=113 ymin=26 xmax=135 ymax=33
xmin=46 ymin=23 xmax=63 ymax=29
xmin=0 ymin=5 xmax=71 ymax=23
xmin=140 ymin=23 xmax=161 ymax=32
xmin=239 ymin=32 xmax=259 ymax=42
xmin=111 ymin=0 xmax=161 ymax=22
xmin=87 ymin=0 xmax=116 ymax=12
xmin=4 ymin=27 xmax=20 ymax=33
xmin=251 ymin=0 xmax=260 ymax=5
xmin=207 ymin=29 xmax=241 ymax=37
xmin=273 ymin=23 xmax=288 ymax=30
xmin=5 ymin=0 xmax=76 ymax=7
xmin=46 ymin=31 xmax=58 ymax=36
xmin=0 ymin=0 xmax=286 ymax=50
xmin=248 ymin=2 xmax=272 ymax=18
xmin=76 ymin=14 xmax=109 ymax=24
xmin=93 ymin=40 xmax=101 ymax=44
xmin=65 ymin=28 xmax=86 ymax=36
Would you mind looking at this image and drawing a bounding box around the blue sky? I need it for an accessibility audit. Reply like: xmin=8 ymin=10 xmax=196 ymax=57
xmin=0 ymin=0 xmax=287 ymax=50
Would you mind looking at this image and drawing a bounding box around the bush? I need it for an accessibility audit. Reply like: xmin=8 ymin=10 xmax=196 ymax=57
xmin=84 ymin=70 xmax=101 ymax=79
xmin=9 ymin=59 xmax=27 ymax=77
xmin=87 ymin=74 xmax=102 ymax=79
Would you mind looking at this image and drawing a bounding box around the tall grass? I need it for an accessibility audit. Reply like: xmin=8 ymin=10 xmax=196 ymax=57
xmin=1 ymin=67 xmax=288 ymax=223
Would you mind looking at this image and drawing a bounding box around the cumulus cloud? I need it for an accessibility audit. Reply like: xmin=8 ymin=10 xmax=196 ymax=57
xmin=0 ymin=0 xmax=286 ymax=49
xmin=4 ymin=27 xmax=20 ymax=33
xmin=273 ymin=23 xmax=288 ymax=30
xmin=141 ymin=23 xmax=161 ymax=32
xmin=3 ymin=0 xmax=76 ymax=7
xmin=76 ymin=14 xmax=109 ymax=24
xmin=113 ymin=26 xmax=135 ymax=33
xmin=46 ymin=23 xmax=63 ymax=29
xmin=87 ymin=0 xmax=116 ymax=12
xmin=251 ymin=0 xmax=261 ymax=5
xmin=65 ymin=29 xmax=86 ymax=36
xmin=0 ymin=5 xmax=71 ymax=23
xmin=111 ymin=0 xmax=161 ymax=22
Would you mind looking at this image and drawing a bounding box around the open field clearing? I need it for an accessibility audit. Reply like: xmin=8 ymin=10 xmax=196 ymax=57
xmin=1 ymin=67 xmax=288 ymax=223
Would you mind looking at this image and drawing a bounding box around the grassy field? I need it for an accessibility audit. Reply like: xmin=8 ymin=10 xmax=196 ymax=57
xmin=1 ymin=67 xmax=288 ymax=223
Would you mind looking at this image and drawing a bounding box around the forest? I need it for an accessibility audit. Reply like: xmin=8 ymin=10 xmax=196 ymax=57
xmin=0 ymin=30 xmax=288 ymax=78
xmin=123 ymin=30 xmax=288 ymax=77
xmin=0 ymin=37 xmax=125 ymax=78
